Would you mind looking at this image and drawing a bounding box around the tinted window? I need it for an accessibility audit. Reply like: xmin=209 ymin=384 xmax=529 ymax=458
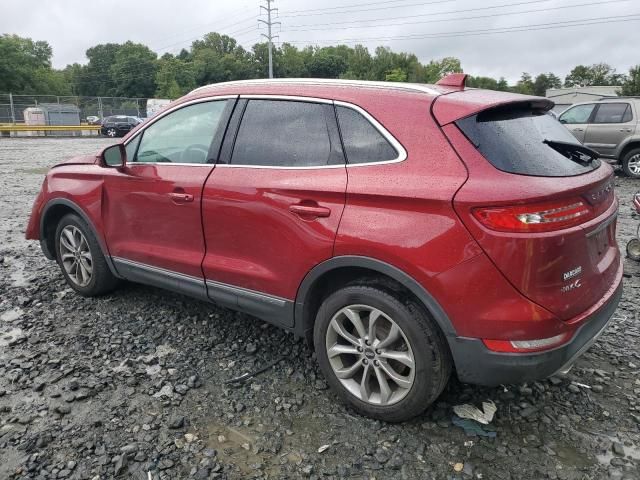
xmin=125 ymin=135 xmax=141 ymax=160
xmin=135 ymin=100 xmax=229 ymax=164
xmin=593 ymin=103 xmax=632 ymax=123
xmin=559 ymin=104 xmax=595 ymax=124
xmin=457 ymin=106 xmax=600 ymax=177
xmin=231 ymin=100 xmax=332 ymax=167
xmin=336 ymin=106 xmax=398 ymax=164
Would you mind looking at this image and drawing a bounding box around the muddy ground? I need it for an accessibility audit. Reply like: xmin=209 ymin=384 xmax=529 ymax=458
xmin=0 ymin=137 xmax=639 ymax=480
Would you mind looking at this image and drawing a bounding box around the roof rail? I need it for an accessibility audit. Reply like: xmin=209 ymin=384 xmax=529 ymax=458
xmin=188 ymin=78 xmax=441 ymax=96
xmin=598 ymin=96 xmax=640 ymax=100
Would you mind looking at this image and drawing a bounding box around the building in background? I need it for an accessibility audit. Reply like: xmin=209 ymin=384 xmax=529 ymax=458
xmin=546 ymin=86 xmax=620 ymax=113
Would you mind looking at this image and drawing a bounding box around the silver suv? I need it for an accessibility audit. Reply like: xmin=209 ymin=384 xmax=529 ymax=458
xmin=559 ymin=98 xmax=640 ymax=178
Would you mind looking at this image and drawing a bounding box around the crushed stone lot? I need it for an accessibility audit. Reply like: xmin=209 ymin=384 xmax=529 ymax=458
xmin=1 ymin=137 xmax=639 ymax=480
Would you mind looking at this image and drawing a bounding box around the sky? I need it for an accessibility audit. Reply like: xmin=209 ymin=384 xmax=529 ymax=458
xmin=1 ymin=0 xmax=638 ymax=83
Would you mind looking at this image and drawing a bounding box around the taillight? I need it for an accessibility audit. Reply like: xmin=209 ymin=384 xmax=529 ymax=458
xmin=472 ymin=198 xmax=593 ymax=233
xmin=482 ymin=332 xmax=573 ymax=353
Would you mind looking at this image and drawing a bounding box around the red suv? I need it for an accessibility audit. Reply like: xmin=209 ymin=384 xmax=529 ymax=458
xmin=26 ymin=75 xmax=622 ymax=421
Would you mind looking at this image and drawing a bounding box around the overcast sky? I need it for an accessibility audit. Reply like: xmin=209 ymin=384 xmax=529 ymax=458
xmin=1 ymin=0 xmax=638 ymax=83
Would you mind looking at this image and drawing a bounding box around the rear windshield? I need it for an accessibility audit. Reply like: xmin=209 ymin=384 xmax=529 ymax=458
xmin=456 ymin=106 xmax=600 ymax=177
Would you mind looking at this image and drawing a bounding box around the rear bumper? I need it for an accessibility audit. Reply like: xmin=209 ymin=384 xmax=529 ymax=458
xmin=450 ymin=275 xmax=623 ymax=386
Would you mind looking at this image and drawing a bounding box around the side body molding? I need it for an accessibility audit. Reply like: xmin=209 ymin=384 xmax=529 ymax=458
xmin=40 ymin=198 xmax=121 ymax=278
xmin=294 ymin=255 xmax=457 ymax=339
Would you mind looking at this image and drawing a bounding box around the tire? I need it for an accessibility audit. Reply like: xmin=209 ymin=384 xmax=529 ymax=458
xmin=105 ymin=128 xmax=118 ymax=138
xmin=627 ymin=238 xmax=640 ymax=261
xmin=54 ymin=213 xmax=118 ymax=296
xmin=314 ymin=285 xmax=451 ymax=422
xmin=622 ymin=148 xmax=640 ymax=178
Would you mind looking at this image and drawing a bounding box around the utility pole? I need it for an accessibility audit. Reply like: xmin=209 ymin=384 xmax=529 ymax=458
xmin=258 ymin=0 xmax=280 ymax=78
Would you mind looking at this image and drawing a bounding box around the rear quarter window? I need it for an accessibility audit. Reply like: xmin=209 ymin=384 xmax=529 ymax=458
xmin=335 ymin=106 xmax=398 ymax=164
xmin=457 ymin=106 xmax=600 ymax=177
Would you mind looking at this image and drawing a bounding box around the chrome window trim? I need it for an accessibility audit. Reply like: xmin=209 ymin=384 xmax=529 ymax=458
xmin=122 ymin=95 xmax=238 ymax=167
xmin=334 ymin=100 xmax=407 ymax=167
xmin=221 ymin=96 xmax=406 ymax=169
xmin=111 ymin=256 xmax=291 ymax=304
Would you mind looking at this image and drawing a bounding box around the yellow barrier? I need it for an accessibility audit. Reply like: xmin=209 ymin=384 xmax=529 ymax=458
xmin=0 ymin=124 xmax=101 ymax=132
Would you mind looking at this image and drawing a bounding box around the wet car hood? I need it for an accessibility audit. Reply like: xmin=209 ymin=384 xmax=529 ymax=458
xmin=53 ymin=154 xmax=99 ymax=168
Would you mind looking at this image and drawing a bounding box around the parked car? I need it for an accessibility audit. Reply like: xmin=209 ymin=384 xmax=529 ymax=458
xmin=86 ymin=115 xmax=101 ymax=125
xmin=558 ymin=98 xmax=640 ymax=178
xmin=100 ymin=115 xmax=142 ymax=138
xmin=26 ymin=76 xmax=622 ymax=422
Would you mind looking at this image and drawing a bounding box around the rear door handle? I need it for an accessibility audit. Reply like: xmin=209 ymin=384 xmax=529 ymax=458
xmin=573 ymin=128 xmax=584 ymax=132
xmin=168 ymin=192 xmax=194 ymax=203
xmin=289 ymin=204 xmax=331 ymax=218
xmin=620 ymin=128 xmax=633 ymax=132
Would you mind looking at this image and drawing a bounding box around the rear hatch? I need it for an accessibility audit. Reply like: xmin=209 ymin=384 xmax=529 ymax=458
xmin=436 ymin=91 xmax=620 ymax=321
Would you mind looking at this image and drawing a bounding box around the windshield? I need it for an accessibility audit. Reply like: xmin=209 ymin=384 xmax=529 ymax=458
xmin=456 ymin=106 xmax=600 ymax=177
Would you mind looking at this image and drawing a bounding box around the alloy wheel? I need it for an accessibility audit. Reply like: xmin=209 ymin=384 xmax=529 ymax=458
xmin=325 ymin=304 xmax=415 ymax=406
xmin=628 ymin=154 xmax=640 ymax=175
xmin=107 ymin=128 xmax=117 ymax=137
xmin=59 ymin=225 xmax=93 ymax=287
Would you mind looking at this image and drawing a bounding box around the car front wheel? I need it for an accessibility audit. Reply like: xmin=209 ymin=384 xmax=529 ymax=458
xmin=105 ymin=127 xmax=117 ymax=138
xmin=314 ymin=285 xmax=451 ymax=422
xmin=54 ymin=213 xmax=118 ymax=296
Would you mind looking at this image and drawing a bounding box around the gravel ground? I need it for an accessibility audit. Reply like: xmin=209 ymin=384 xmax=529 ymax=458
xmin=0 ymin=137 xmax=639 ymax=480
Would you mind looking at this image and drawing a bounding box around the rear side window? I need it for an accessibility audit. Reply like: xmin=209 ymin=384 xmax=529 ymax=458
xmin=231 ymin=100 xmax=333 ymax=167
xmin=558 ymin=104 xmax=595 ymax=124
xmin=593 ymin=103 xmax=632 ymax=123
xmin=336 ymin=106 xmax=398 ymax=164
xmin=457 ymin=106 xmax=600 ymax=177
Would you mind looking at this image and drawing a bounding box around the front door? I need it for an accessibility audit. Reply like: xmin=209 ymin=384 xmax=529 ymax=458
xmin=583 ymin=102 xmax=635 ymax=157
xmin=558 ymin=103 xmax=597 ymax=144
xmin=201 ymin=98 xmax=348 ymax=326
xmin=102 ymin=99 xmax=235 ymax=281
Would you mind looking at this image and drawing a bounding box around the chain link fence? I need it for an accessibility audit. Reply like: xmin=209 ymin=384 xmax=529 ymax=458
xmin=0 ymin=94 xmax=153 ymax=124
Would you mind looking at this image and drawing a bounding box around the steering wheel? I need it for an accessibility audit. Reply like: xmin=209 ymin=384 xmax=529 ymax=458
xmin=181 ymin=144 xmax=210 ymax=164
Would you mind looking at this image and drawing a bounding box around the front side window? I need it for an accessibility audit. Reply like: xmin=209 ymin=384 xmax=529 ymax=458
xmin=231 ymin=100 xmax=333 ymax=167
xmin=593 ymin=103 xmax=632 ymax=124
xmin=336 ymin=106 xmax=398 ymax=164
xmin=559 ymin=104 xmax=596 ymax=124
xmin=134 ymin=100 xmax=229 ymax=164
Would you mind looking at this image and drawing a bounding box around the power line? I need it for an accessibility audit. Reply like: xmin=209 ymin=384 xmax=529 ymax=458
xmin=279 ymin=13 xmax=640 ymax=44
xmin=281 ymin=0 xmax=629 ymax=32
xmin=281 ymin=0 xmax=454 ymax=15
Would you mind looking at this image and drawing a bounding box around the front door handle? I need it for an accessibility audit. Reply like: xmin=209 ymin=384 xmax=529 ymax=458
xmin=168 ymin=192 xmax=194 ymax=203
xmin=573 ymin=128 xmax=584 ymax=132
xmin=289 ymin=204 xmax=331 ymax=218
xmin=620 ymin=128 xmax=633 ymax=132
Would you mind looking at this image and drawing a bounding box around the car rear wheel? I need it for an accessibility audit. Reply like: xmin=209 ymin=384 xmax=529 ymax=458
xmin=105 ymin=128 xmax=117 ymax=138
xmin=622 ymin=148 xmax=640 ymax=178
xmin=314 ymin=285 xmax=451 ymax=422
xmin=54 ymin=213 xmax=118 ymax=296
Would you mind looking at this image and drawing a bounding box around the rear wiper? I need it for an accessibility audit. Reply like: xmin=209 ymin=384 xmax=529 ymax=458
xmin=543 ymin=139 xmax=599 ymax=165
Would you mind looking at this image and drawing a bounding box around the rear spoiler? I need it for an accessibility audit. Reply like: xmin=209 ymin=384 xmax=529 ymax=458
xmin=432 ymin=89 xmax=554 ymax=126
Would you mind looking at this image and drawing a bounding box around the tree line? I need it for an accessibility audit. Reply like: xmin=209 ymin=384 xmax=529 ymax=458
xmin=1 ymin=32 xmax=639 ymax=99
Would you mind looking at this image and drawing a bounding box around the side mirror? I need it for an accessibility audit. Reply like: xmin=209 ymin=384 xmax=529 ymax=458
xmin=559 ymin=118 xmax=567 ymax=124
xmin=102 ymin=144 xmax=126 ymax=168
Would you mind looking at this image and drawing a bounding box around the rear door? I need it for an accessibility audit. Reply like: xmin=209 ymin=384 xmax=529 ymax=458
xmin=201 ymin=97 xmax=347 ymax=327
xmin=558 ymin=103 xmax=597 ymax=143
xmin=583 ymin=102 xmax=635 ymax=157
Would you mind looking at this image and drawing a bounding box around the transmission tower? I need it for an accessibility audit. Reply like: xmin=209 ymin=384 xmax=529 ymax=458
xmin=259 ymin=0 xmax=280 ymax=78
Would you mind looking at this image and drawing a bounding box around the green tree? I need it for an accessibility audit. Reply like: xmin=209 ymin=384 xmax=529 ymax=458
xmin=514 ymin=72 xmax=534 ymax=94
xmin=385 ymin=68 xmax=408 ymax=82
xmin=532 ymin=72 xmax=562 ymax=96
xmin=155 ymin=54 xmax=195 ymax=99
xmin=306 ymin=49 xmax=348 ymax=78
xmin=619 ymin=65 xmax=640 ymax=96
xmin=0 ymin=34 xmax=69 ymax=94
xmin=110 ymin=42 xmax=158 ymax=97
xmin=564 ymin=63 xmax=625 ymax=87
